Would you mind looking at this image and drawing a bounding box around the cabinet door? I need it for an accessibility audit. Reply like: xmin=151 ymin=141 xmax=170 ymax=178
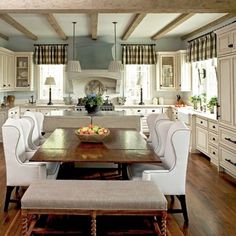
xmin=15 ymin=55 xmax=30 ymax=89
xmin=218 ymin=56 xmax=233 ymax=127
xmin=7 ymin=54 xmax=14 ymax=89
xmin=218 ymin=32 xmax=233 ymax=55
xmin=177 ymin=52 xmax=191 ymax=91
xmin=196 ymin=126 xmax=208 ymax=154
xmin=233 ymin=56 xmax=236 ymax=127
xmin=157 ymin=53 xmax=176 ymax=90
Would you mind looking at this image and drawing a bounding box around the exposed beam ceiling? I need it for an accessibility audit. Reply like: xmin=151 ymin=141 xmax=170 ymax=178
xmin=0 ymin=13 xmax=37 ymax=40
xmin=0 ymin=0 xmax=235 ymax=13
xmin=43 ymin=13 xmax=68 ymax=40
xmin=122 ymin=13 xmax=146 ymax=40
xmin=181 ymin=13 xmax=236 ymax=40
xmin=0 ymin=32 xmax=9 ymax=40
xmin=151 ymin=13 xmax=195 ymax=40
xmin=90 ymin=13 xmax=98 ymax=40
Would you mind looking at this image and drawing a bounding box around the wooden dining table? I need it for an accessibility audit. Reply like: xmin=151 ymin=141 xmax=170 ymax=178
xmin=31 ymin=128 xmax=161 ymax=179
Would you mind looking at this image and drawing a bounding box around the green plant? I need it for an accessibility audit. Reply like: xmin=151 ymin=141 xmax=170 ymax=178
xmin=83 ymin=94 xmax=104 ymax=107
xmin=207 ymin=96 xmax=218 ymax=108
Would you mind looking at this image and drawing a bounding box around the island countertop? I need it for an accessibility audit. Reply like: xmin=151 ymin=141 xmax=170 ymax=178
xmin=46 ymin=110 xmax=143 ymax=117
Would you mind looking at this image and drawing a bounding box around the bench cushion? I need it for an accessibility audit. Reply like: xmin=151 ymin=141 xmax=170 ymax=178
xmin=21 ymin=180 xmax=167 ymax=211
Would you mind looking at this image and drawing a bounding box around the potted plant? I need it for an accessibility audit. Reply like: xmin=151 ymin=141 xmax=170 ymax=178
xmin=83 ymin=94 xmax=104 ymax=113
xmin=189 ymin=95 xmax=199 ymax=110
xmin=207 ymin=96 xmax=218 ymax=114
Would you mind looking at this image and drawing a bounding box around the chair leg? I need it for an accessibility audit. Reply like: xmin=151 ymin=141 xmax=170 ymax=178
xmin=178 ymin=195 xmax=189 ymax=224
xmin=4 ymin=186 xmax=15 ymax=212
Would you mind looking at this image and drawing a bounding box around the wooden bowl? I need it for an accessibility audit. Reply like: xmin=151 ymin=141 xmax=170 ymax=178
xmin=75 ymin=129 xmax=110 ymax=143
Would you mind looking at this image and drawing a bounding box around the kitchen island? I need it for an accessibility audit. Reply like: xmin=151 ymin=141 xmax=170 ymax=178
xmin=44 ymin=110 xmax=141 ymax=132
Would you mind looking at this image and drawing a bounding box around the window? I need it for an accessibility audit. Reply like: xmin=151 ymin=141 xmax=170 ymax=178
xmin=192 ymin=58 xmax=217 ymax=101
xmin=38 ymin=65 xmax=64 ymax=101
xmin=124 ymin=65 xmax=152 ymax=102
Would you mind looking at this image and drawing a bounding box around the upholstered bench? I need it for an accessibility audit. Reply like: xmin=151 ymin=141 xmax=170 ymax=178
xmin=21 ymin=180 xmax=167 ymax=236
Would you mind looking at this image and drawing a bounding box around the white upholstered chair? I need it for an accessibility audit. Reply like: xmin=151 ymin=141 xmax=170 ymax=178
xmin=2 ymin=118 xmax=60 ymax=211
xmin=23 ymin=111 xmax=46 ymax=148
xmin=147 ymin=113 xmax=169 ymax=147
xmin=128 ymin=121 xmax=190 ymax=223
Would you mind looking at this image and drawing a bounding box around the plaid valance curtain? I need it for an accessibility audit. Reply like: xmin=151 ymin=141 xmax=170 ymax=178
xmin=122 ymin=44 xmax=156 ymax=64
xmin=34 ymin=44 xmax=68 ymax=64
xmin=187 ymin=32 xmax=217 ymax=62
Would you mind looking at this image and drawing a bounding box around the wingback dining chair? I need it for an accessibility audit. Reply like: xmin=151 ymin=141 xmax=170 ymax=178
xmin=128 ymin=121 xmax=190 ymax=223
xmin=2 ymin=118 xmax=60 ymax=211
xmin=23 ymin=111 xmax=46 ymax=148
xmin=146 ymin=113 xmax=169 ymax=147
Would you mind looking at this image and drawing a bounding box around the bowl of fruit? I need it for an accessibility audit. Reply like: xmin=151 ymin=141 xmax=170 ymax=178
xmin=75 ymin=124 xmax=110 ymax=143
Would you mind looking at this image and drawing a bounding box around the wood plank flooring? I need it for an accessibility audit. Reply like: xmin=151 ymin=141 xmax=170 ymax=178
xmin=0 ymin=144 xmax=235 ymax=235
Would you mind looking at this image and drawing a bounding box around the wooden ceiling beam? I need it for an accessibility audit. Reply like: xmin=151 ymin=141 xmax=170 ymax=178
xmin=90 ymin=13 xmax=98 ymax=40
xmin=0 ymin=13 xmax=37 ymax=40
xmin=0 ymin=32 xmax=9 ymax=41
xmin=43 ymin=13 xmax=68 ymax=40
xmin=0 ymin=0 xmax=235 ymax=13
xmin=181 ymin=13 xmax=236 ymax=40
xmin=122 ymin=13 xmax=146 ymax=40
xmin=151 ymin=13 xmax=194 ymax=40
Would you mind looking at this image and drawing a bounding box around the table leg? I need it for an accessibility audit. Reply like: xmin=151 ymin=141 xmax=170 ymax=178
xmin=121 ymin=163 xmax=128 ymax=180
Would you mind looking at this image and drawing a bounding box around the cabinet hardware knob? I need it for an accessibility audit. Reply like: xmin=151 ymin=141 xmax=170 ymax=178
xmin=152 ymin=110 xmax=155 ymax=112
xmin=225 ymin=159 xmax=236 ymax=166
xmin=225 ymin=137 xmax=236 ymax=144
xmin=228 ymin=44 xmax=233 ymax=48
xmin=213 ymin=151 xmax=216 ymax=155
xmin=3 ymin=84 xmax=6 ymax=87
xmin=137 ymin=110 xmax=141 ymax=112
xmin=213 ymin=137 xmax=216 ymax=141
xmin=213 ymin=125 xmax=216 ymax=128
xmin=200 ymin=121 xmax=203 ymax=124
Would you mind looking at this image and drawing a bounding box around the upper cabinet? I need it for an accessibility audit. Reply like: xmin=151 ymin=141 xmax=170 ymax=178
xmin=156 ymin=52 xmax=176 ymax=90
xmin=216 ymin=24 xmax=236 ymax=56
xmin=15 ymin=52 xmax=34 ymax=91
xmin=0 ymin=47 xmax=15 ymax=91
xmin=156 ymin=50 xmax=191 ymax=91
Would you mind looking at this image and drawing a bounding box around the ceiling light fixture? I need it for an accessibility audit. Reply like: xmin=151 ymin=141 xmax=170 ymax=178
xmin=108 ymin=22 xmax=123 ymax=72
xmin=67 ymin=22 xmax=81 ymax=72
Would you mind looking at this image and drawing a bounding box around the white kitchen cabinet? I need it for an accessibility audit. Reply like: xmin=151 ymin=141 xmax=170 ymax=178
xmin=15 ymin=52 xmax=34 ymax=91
xmin=215 ymin=22 xmax=236 ymax=178
xmin=156 ymin=50 xmax=191 ymax=92
xmin=8 ymin=106 xmax=20 ymax=118
xmin=176 ymin=50 xmax=191 ymax=91
xmin=217 ymin=24 xmax=236 ymax=56
xmin=156 ymin=52 xmax=177 ymax=90
xmin=0 ymin=47 xmax=15 ymax=91
xmin=196 ymin=117 xmax=208 ymax=155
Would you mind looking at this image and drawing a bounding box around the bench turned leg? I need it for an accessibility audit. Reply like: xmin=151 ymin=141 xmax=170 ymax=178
xmin=160 ymin=212 xmax=167 ymax=236
xmin=21 ymin=213 xmax=28 ymax=236
xmin=91 ymin=212 xmax=97 ymax=236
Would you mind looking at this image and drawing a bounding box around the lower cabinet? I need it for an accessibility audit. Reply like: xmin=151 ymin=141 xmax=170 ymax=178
xmin=195 ymin=116 xmax=219 ymax=166
xmin=219 ymin=126 xmax=236 ymax=178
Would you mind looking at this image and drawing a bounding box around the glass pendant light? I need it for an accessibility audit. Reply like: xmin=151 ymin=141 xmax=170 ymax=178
xmin=67 ymin=22 xmax=81 ymax=72
xmin=108 ymin=22 xmax=123 ymax=72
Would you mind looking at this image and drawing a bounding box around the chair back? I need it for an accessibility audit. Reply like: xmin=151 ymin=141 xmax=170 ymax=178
xmin=162 ymin=121 xmax=190 ymax=172
xmin=19 ymin=117 xmax=34 ymax=151
xmin=154 ymin=120 xmax=174 ymax=156
xmin=23 ymin=111 xmax=42 ymax=147
xmin=149 ymin=113 xmax=169 ymax=149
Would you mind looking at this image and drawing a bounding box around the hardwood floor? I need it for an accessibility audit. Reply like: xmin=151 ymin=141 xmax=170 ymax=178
xmin=0 ymin=144 xmax=235 ymax=235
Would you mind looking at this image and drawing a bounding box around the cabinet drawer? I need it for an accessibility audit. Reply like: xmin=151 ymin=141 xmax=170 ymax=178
xmin=146 ymin=108 xmax=163 ymax=114
xmin=209 ymin=145 xmax=218 ymax=161
xmin=219 ymin=127 xmax=236 ymax=150
xmin=208 ymin=132 xmax=218 ymax=146
xmin=219 ymin=146 xmax=236 ymax=176
xmin=196 ymin=117 xmax=208 ymax=128
xmin=208 ymin=121 xmax=218 ymax=132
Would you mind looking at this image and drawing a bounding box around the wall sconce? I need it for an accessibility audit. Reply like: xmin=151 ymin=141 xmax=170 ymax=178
xmin=44 ymin=76 xmax=56 ymax=105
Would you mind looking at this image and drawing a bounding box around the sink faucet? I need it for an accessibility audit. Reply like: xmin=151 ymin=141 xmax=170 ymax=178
xmin=29 ymin=95 xmax=36 ymax=104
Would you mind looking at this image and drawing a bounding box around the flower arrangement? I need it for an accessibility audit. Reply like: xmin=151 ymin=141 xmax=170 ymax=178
xmin=83 ymin=94 xmax=104 ymax=107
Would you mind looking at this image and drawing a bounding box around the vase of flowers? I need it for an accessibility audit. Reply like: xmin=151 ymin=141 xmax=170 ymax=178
xmin=83 ymin=94 xmax=104 ymax=113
